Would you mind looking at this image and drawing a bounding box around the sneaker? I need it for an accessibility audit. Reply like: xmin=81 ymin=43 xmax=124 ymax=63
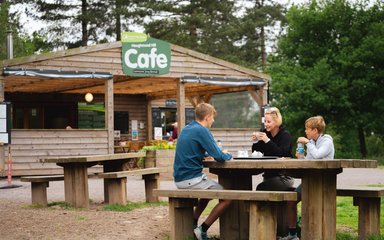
xmin=280 ymin=234 xmax=299 ymax=240
xmin=193 ymin=225 xmax=208 ymax=240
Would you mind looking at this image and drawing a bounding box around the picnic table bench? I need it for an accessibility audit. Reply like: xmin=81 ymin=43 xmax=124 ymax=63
xmin=337 ymin=186 xmax=384 ymax=240
xmin=153 ymin=189 xmax=297 ymax=240
xmin=97 ymin=167 xmax=167 ymax=205
xmin=21 ymin=175 xmax=64 ymax=206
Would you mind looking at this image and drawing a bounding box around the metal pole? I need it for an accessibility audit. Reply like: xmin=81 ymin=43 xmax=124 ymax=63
xmin=7 ymin=30 xmax=13 ymax=60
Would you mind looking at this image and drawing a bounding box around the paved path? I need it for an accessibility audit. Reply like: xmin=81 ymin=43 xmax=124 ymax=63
xmin=0 ymin=168 xmax=383 ymax=204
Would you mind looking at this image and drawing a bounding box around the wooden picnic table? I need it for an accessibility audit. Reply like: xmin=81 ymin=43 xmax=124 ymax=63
xmin=40 ymin=152 xmax=146 ymax=208
xmin=203 ymin=158 xmax=377 ymax=240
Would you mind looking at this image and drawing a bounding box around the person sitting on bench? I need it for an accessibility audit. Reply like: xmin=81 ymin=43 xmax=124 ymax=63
xmin=173 ymin=103 xmax=233 ymax=240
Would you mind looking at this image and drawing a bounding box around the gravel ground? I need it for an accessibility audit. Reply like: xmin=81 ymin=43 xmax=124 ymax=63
xmin=0 ymin=168 xmax=383 ymax=239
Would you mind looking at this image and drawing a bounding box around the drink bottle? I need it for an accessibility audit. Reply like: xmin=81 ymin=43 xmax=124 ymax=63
xmin=297 ymin=142 xmax=305 ymax=159
xmin=217 ymin=140 xmax=223 ymax=150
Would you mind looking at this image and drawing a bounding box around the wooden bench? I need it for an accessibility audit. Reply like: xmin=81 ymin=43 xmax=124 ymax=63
xmin=97 ymin=167 xmax=167 ymax=205
xmin=153 ymin=189 xmax=297 ymax=240
xmin=337 ymin=186 xmax=384 ymax=240
xmin=21 ymin=175 xmax=64 ymax=206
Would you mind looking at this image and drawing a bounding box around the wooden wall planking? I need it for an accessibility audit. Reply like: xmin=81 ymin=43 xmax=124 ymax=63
xmin=2 ymin=129 xmax=108 ymax=176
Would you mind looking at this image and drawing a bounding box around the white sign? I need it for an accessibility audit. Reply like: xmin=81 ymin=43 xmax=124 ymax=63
xmin=0 ymin=119 xmax=6 ymax=133
xmin=131 ymin=120 xmax=138 ymax=140
xmin=0 ymin=105 xmax=6 ymax=118
xmin=154 ymin=127 xmax=163 ymax=140
xmin=114 ymin=130 xmax=121 ymax=139
xmin=0 ymin=133 xmax=8 ymax=144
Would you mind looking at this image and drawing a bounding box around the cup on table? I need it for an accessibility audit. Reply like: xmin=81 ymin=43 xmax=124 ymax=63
xmin=237 ymin=150 xmax=249 ymax=157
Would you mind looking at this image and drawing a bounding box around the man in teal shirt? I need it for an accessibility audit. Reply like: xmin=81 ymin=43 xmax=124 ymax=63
xmin=173 ymin=103 xmax=232 ymax=240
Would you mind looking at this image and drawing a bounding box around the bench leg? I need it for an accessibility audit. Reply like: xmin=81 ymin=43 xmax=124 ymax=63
xmin=168 ymin=198 xmax=196 ymax=240
xmin=354 ymin=197 xmax=381 ymax=240
xmin=31 ymin=182 xmax=49 ymax=207
xmin=63 ymin=163 xmax=89 ymax=208
xmin=143 ymin=173 xmax=160 ymax=202
xmin=249 ymin=201 xmax=278 ymax=240
xmin=106 ymin=178 xmax=127 ymax=205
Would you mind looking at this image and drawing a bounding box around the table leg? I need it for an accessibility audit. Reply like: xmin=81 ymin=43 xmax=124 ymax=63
xmin=103 ymin=160 xmax=128 ymax=204
xmin=63 ymin=163 xmax=89 ymax=208
xmin=218 ymin=173 xmax=253 ymax=240
xmin=301 ymin=170 xmax=337 ymax=240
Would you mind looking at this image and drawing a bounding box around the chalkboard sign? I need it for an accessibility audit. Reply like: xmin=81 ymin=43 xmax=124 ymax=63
xmin=78 ymin=103 xmax=105 ymax=129
xmin=152 ymin=108 xmax=161 ymax=128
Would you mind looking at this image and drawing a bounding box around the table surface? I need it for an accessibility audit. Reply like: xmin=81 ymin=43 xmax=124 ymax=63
xmin=204 ymin=158 xmax=377 ymax=169
xmin=39 ymin=152 xmax=146 ymax=164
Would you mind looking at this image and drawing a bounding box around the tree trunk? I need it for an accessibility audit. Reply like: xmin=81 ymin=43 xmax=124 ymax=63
xmin=115 ymin=0 xmax=122 ymax=41
xmin=358 ymin=125 xmax=367 ymax=158
xmin=81 ymin=0 xmax=88 ymax=46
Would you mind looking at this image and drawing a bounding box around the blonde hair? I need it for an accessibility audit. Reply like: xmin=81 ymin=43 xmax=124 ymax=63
xmin=264 ymin=107 xmax=283 ymax=126
xmin=195 ymin=103 xmax=217 ymax=121
xmin=305 ymin=116 xmax=326 ymax=134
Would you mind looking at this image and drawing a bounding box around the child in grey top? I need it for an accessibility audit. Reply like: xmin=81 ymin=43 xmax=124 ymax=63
xmin=280 ymin=116 xmax=334 ymax=240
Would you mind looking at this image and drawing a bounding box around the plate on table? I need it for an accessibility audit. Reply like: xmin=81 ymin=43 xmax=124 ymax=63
xmin=233 ymin=156 xmax=279 ymax=160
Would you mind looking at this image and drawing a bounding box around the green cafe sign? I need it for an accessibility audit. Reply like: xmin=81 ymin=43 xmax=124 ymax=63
xmin=121 ymin=32 xmax=171 ymax=77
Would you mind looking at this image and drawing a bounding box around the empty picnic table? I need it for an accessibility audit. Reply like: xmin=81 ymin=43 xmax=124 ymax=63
xmin=40 ymin=152 xmax=146 ymax=208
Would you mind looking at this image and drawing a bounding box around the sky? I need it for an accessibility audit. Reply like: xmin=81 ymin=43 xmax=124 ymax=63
xmin=11 ymin=0 xmax=309 ymax=39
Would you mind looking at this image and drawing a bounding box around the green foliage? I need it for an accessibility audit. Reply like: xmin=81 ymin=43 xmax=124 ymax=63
xmin=269 ymin=0 xmax=384 ymax=159
xmin=103 ymin=201 xmax=168 ymax=212
xmin=141 ymin=140 xmax=176 ymax=151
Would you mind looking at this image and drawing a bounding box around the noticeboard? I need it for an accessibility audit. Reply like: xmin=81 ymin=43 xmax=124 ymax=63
xmin=0 ymin=102 xmax=11 ymax=144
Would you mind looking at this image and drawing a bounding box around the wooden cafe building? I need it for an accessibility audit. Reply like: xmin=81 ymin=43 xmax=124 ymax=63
xmin=0 ymin=34 xmax=270 ymax=176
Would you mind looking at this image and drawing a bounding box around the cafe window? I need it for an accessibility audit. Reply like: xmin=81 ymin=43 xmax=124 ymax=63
xmin=13 ymin=107 xmax=43 ymax=129
xmin=152 ymin=108 xmax=194 ymax=139
xmin=114 ymin=111 xmax=129 ymax=134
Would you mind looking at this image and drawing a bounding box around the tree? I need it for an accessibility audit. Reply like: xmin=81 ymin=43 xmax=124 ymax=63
xmin=144 ymin=0 xmax=242 ymax=63
xmin=269 ymin=0 xmax=384 ymax=158
xmin=11 ymin=0 xmax=149 ymax=48
xmin=0 ymin=1 xmax=51 ymax=60
xmin=238 ymin=0 xmax=287 ymax=70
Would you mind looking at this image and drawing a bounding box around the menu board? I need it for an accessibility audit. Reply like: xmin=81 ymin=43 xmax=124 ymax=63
xmin=78 ymin=102 xmax=105 ymax=129
xmin=0 ymin=103 xmax=11 ymax=144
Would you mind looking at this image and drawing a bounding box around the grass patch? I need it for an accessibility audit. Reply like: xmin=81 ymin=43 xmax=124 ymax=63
xmin=103 ymin=201 xmax=168 ymax=212
xmin=367 ymin=184 xmax=384 ymax=187
xmin=47 ymin=201 xmax=75 ymax=209
xmin=333 ymin=197 xmax=384 ymax=239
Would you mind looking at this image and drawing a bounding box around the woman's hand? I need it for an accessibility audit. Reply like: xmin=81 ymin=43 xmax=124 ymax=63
xmin=257 ymin=132 xmax=270 ymax=143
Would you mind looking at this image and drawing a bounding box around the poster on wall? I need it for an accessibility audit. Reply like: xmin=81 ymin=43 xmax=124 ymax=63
xmin=154 ymin=127 xmax=162 ymax=140
xmin=131 ymin=120 xmax=138 ymax=140
xmin=121 ymin=32 xmax=171 ymax=77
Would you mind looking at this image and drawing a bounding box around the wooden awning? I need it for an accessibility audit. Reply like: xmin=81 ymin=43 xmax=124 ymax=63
xmin=1 ymin=41 xmax=270 ymax=100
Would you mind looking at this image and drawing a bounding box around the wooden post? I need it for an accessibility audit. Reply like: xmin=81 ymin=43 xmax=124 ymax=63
xmin=355 ymin=197 xmax=381 ymax=240
xmin=0 ymin=75 xmax=4 ymax=102
xmin=143 ymin=173 xmax=160 ymax=202
xmin=249 ymin=202 xmax=278 ymax=240
xmin=0 ymin=143 xmax=4 ymax=175
xmin=146 ymin=96 xmax=153 ymax=140
xmin=168 ymin=198 xmax=195 ymax=240
xmin=176 ymin=80 xmax=186 ymax=132
xmin=105 ymin=78 xmax=114 ymax=154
